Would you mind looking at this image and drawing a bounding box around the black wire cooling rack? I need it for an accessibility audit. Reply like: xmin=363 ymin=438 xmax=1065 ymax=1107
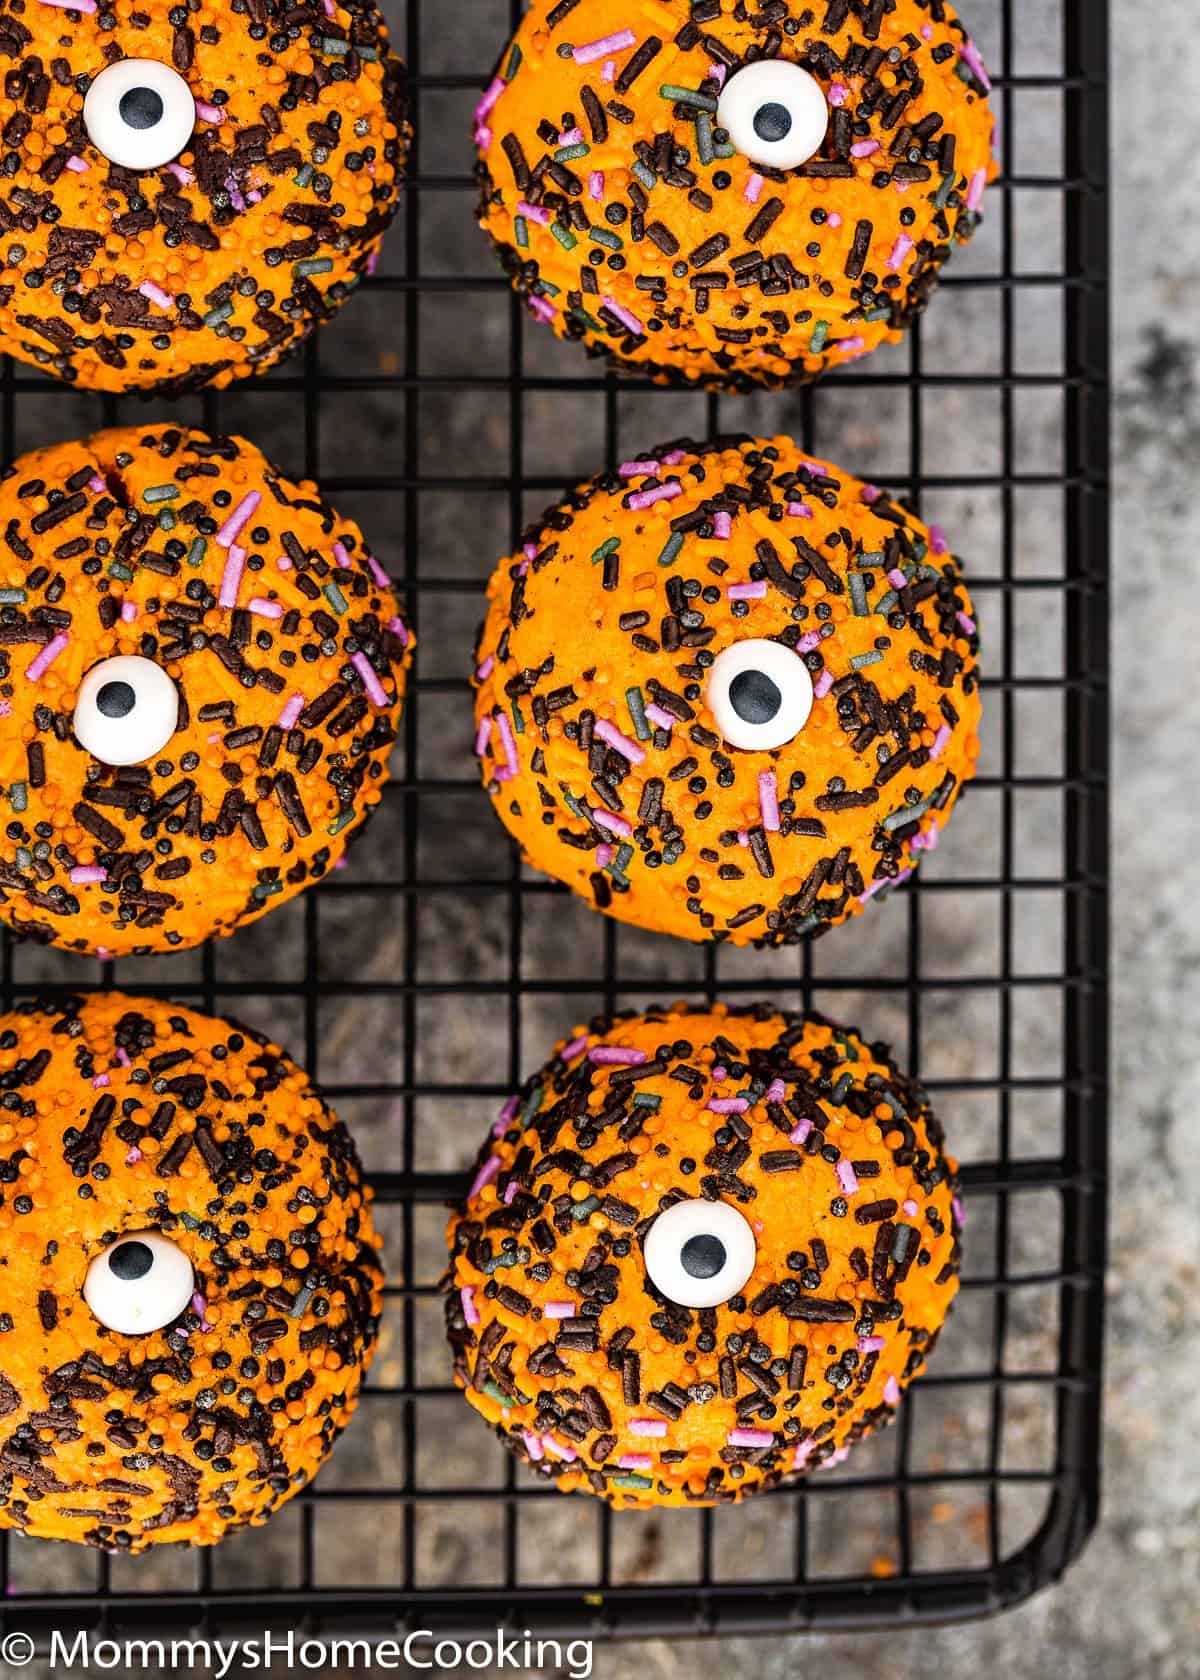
xmin=0 ymin=0 xmax=1108 ymax=1645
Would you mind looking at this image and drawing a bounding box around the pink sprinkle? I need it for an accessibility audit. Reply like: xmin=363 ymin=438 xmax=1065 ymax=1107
xmin=65 ymin=155 xmax=89 ymax=172
xmin=957 ymin=610 xmax=976 ymax=635
xmin=790 ymin=1117 xmax=812 ymax=1145
xmin=279 ymin=694 xmax=305 ymax=731
xmin=542 ymin=1435 xmax=577 ymax=1463
xmin=953 ymin=1196 xmax=966 ymax=1227
xmin=737 ymin=830 xmax=750 ymax=848
xmin=195 ymin=100 xmax=224 ymax=124
xmin=827 ymin=211 xmax=842 ymax=229
xmin=543 ymin=1301 xmax=576 ymax=1319
xmin=468 ymin=1153 xmax=500 ymax=1198
xmin=168 ymin=162 xmax=194 ymax=186
xmin=38 ymin=0 xmax=97 ymax=10
xmin=662 ymin=450 xmax=688 ymax=466
xmin=902 ymin=1199 xmax=919 ymax=1217
xmin=627 ymin=481 xmax=681 ymax=512
xmin=25 ymin=632 xmax=68 ymax=682
xmin=247 ymin=597 xmax=283 ymax=619
xmin=138 ymin=279 xmax=174 ymax=310
xmin=729 ymin=580 xmax=767 ymax=601
xmin=276 ymin=554 xmax=293 ymax=572
xmin=921 ymin=22 xmax=934 ymax=38
xmin=602 ymin=295 xmax=645 ymax=337
xmin=602 ymin=59 xmax=616 ymax=82
xmin=70 ymin=865 xmax=106 ymax=885
xmin=322 ymin=0 xmax=335 ymax=15
xmin=528 ymin=294 xmax=556 ymax=325
xmin=930 ymin=724 xmax=952 ymax=759
xmin=594 ymin=717 xmax=645 ymax=764
xmin=595 ymin=842 xmax=615 ymax=869
xmin=560 ymin=1036 xmax=588 ymax=1062
xmin=836 ymin=1159 xmax=859 ymax=1196
xmin=502 ymin=1181 xmax=519 ymax=1205
xmin=191 ymin=1292 xmax=213 ymax=1332
xmin=797 ymin=630 xmax=821 ymax=655
xmin=860 ymin=865 xmax=913 ymax=904
xmin=522 ymin=1431 xmax=545 ymax=1462
xmin=728 ymin=1429 xmax=773 ymax=1450
xmin=629 ymin=1417 xmax=667 ymax=1438
xmin=87 ymin=474 xmax=105 ymax=495
xmin=474 ymin=716 xmax=492 ymax=759
xmin=573 ymin=28 xmax=637 ymax=64
xmin=708 ymin=1097 xmax=750 ymax=1115
xmin=461 ymin=1286 xmax=480 ymax=1327
xmin=929 ymin=524 xmax=949 ymax=555
xmin=858 ymin=1335 xmax=885 ymax=1354
xmin=960 ymin=38 xmax=992 ymax=92
xmin=828 ymin=81 xmax=848 ymax=107
xmin=713 ymin=511 xmax=732 ymax=539
xmin=888 ymin=234 xmax=914 ymax=270
xmin=592 ymin=807 xmax=632 ymax=839
xmin=766 ymin=1079 xmax=786 ymax=1104
xmin=120 ymin=602 xmax=137 ymax=623
xmin=836 ymin=336 xmax=866 ymax=353
xmin=218 ymin=545 xmax=246 ymax=609
xmin=744 ymin=172 xmax=764 ymax=204
xmin=758 ymin=769 xmax=780 ymax=833
xmin=92 ymin=1074 xmax=111 ymax=1089
xmin=517 ymin=199 xmax=551 ymax=225
xmin=589 ymin=170 xmax=605 ymax=201
xmin=887 ymin=567 xmax=908 ymax=589
xmin=618 ymin=1454 xmax=653 ymax=1471
xmin=786 ymin=501 xmax=813 ymax=519
xmin=619 ymin=458 xmax=660 ymax=477
xmin=912 ymin=817 xmax=940 ymax=854
xmin=707 ymin=61 xmax=727 ymax=87
xmin=558 ymin=127 xmax=583 ymax=146
xmin=351 ymin=650 xmax=390 ymax=709
xmin=495 ymin=709 xmax=519 ymax=776
xmin=793 ymin=1439 xmax=816 ymax=1470
xmin=851 ymin=139 xmax=880 ymax=158
xmin=359 ymin=547 xmax=391 ymax=590
xmin=497 ymin=1095 xmax=520 ymax=1130
xmin=711 ymin=1066 xmax=726 ymax=1083
xmin=589 ymin=1045 xmax=647 ymax=1067
xmin=967 ymin=166 xmax=988 ymax=213
xmin=475 ymin=76 xmax=505 ymax=127
xmin=126 ymin=1147 xmax=143 ymax=1166
xmin=523 ymin=543 xmax=538 ymax=561
xmin=388 ymin=615 xmax=409 ymax=647
xmin=476 ymin=653 xmax=495 ymax=681
xmin=644 ymin=703 xmax=674 ymax=733
xmin=216 ymin=490 xmax=261 ymax=549
xmin=116 ymin=1048 xmax=131 ymax=1068
xmin=862 ymin=483 xmax=882 ymax=503
xmin=884 ymin=1375 xmax=902 ymax=1406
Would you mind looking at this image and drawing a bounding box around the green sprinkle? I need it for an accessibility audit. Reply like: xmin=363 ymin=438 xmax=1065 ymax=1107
xmin=15 ymin=847 xmax=32 ymax=871
xmin=555 ymin=142 xmax=589 ymax=162
xmin=913 ymin=538 xmax=929 ymax=561
xmin=848 ymin=572 xmax=869 ymax=616
xmin=863 ymin=306 xmax=892 ymax=322
xmin=830 ymin=1072 xmax=853 ymax=1104
xmin=874 ymin=589 xmax=899 ymax=616
xmin=659 ymin=84 xmax=717 ymax=111
xmin=713 ymin=138 xmax=735 ymax=158
xmin=327 ymin=806 xmax=357 ymax=837
xmin=625 ymin=685 xmax=650 ymax=740
xmin=514 ymin=215 xmax=529 ymax=248
xmin=520 ymin=1084 xmax=543 ymax=1124
xmin=855 ymin=551 xmax=884 ymax=569
xmin=289 ymin=1282 xmax=316 ymax=1320
xmin=833 ymin=1030 xmax=860 ymax=1063
xmin=479 ymin=1245 xmax=529 ymax=1275
xmin=591 ymin=536 xmax=620 ymax=564
xmin=293 ymin=163 xmax=314 ymax=188
xmin=656 ymin=531 xmax=684 ymax=568
xmin=632 ymin=1093 xmax=661 ymax=1111
xmin=569 ymin=306 xmax=603 ymax=332
xmin=883 ymin=794 xmax=933 ymax=833
xmin=511 ymin=699 xmax=525 ymax=735
xmin=661 ymin=843 xmax=683 ymax=866
xmin=850 ymin=650 xmax=883 ymax=670
xmin=613 ymin=842 xmax=634 ymax=875
xmin=695 ymin=110 xmax=714 ymax=165
xmin=252 ymin=879 xmax=284 ymax=902
xmin=571 ymin=1195 xmax=600 ymax=1222
xmin=320 ymin=33 xmax=350 ymax=53
xmin=551 ymin=221 xmax=578 ymax=250
xmin=203 ymin=301 xmax=234 ymax=328
xmin=793 ymin=914 xmax=822 ymax=937
xmin=631 ymin=160 xmax=657 ymax=191
xmin=504 ymin=42 xmax=522 ymax=79
xmin=563 ymin=791 xmax=590 ymax=822
xmin=0 ymin=588 xmax=26 ymax=605
xmin=143 ymin=484 xmax=179 ymax=504
xmin=9 ymin=782 xmax=27 ymax=813
xmin=934 ymin=170 xmax=957 ymax=208
xmin=588 ymin=225 xmax=623 ymax=250
xmin=809 ymin=320 xmax=830 ymax=353
xmin=611 ymin=1474 xmax=653 ymax=1490
xmin=294 ymin=256 xmax=334 ymax=278
xmin=323 ymin=581 xmax=349 ymax=615
xmin=107 ymin=561 xmax=135 ymax=582
xmin=157 ymin=508 xmax=176 ymax=532
xmin=187 ymin=537 xmax=207 ymax=569
xmin=178 ymin=1210 xmax=201 ymax=1231
xmin=482 ymin=1380 xmax=514 ymax=1409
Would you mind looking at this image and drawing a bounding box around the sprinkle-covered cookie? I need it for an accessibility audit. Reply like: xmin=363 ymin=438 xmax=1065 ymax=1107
xmin=446 ymin=1002 xmax=961 ymax=1508
xmin=475 ymin=0 xmax=995 ymax=388
xmin=0 ymin=425 xmax=412 ymax=957
xmin=0 ymin=990 xmax=383 ymax=1550
xmin=0 ymin=0 xmax=409 ymax=392
xmin=473 ymin=434 xmax=979 ymax=946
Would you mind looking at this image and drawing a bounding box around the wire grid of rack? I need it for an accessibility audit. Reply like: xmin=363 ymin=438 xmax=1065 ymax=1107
xmin=0 ymin=0 xmax=1108 ymax=1644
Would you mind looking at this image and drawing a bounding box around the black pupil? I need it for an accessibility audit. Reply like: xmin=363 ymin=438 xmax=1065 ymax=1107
xmin=109 ymin=1240 xmax=154 ymax=1282
xmin=753 ymin=101 xmax=793 ymax=143
xmin=681 ymin=1233 xmax=727 ymax=1279
xmin=96 ymin=680 xmax=136 ymax=719
xmin=729 ymin=668 xmax=781 ymax=725
xmin=119 ymin=86 xmax=165 ymax=130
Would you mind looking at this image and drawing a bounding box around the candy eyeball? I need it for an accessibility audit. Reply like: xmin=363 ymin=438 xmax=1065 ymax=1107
xmin=716 ymin=60 xmax=829 ymax=171
xmin=643 ymin=1197 xmax=757 ymax=1309
xmin=83 ymin=59 xmax=196 ymax=172
xmin=706 ymin=638 xmax=814 ymax=752
xmin=83 ymin=1230 xmax=195 ymax=1336
xmin=73 ymin=654 xmax=180 ymax=767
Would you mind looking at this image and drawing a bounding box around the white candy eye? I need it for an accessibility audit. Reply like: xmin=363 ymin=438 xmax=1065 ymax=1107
xmin=707 ymin=638 xmax=814 ymax=751
xmin=717 ymin=60 xmax=829 ymax=170
xmin=74 ymin=655 xmax=180 ymax=767
xmin=643 ymin=1198 xmax=757 ymax=1309
xmin=83 ymin=58 xmax=196 ymax=171
xmin=83 ymin=1231 xmax=195 ymax=1335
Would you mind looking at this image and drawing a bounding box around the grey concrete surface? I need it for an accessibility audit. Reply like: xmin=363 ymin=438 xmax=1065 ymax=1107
xmin=0 ymin=0 xmax=1179 ymax=1677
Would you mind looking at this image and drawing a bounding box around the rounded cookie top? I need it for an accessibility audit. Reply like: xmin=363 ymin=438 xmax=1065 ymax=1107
xmin=473 ymin=434 xmax=980 ymax=947
xmin=446 ymin=1002 xmax=961 ymax=1509
xmin=0 ymin=425 xmax=412 ymax=957
xmin=0 ymin=990 xmax=383 ymax=1551
xmin=0 ymin=0 xmax=409 ymax=392
xmin=476 ymin=0 xmax=995 ymax=388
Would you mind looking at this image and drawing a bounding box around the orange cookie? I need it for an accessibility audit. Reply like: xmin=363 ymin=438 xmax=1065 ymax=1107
xmin=446 ymin=1002 xmax=961 ymax=1509
xmin=0 ymin=991 xmax=383 ymax=1550
xmin=0 ymin=425 xmax=413 ymax=957
xmin=475 ymin=0 xmax=995 ymax=387
xmin=473 ymin=434 xmax=980 ymax=945
xmin=0 ymin=0 xmax=408 ymax=392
